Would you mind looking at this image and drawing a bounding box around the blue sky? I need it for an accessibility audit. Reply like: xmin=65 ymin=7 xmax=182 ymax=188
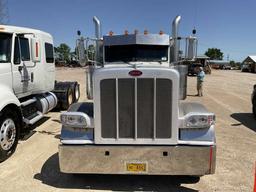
xmin=6 ymin=0 xmax=256 ymax=62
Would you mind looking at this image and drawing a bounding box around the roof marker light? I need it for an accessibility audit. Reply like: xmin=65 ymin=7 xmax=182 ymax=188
xmin=124 ymin=30 xmax=129 ymax=35
xmin=144 ymin=30 xmax=148 ymax=35
xmin=109 ymin=31 xmax=114 ymax=36
xmin=159 ymin=30 xmax=164 ymax=35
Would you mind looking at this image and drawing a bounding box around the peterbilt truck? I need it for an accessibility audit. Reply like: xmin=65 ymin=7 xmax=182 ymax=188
xmin=59 ymin=16 xmax=216 ymax=176
xmin=0 ymin=25 xmax=80 ymax=162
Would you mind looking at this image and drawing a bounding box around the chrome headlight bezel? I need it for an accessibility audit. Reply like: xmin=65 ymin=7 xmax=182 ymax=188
xmin=60 ymin=112 xmax=91 ymax=128
xmin=182 ymin=113 xmax=215 ymax=129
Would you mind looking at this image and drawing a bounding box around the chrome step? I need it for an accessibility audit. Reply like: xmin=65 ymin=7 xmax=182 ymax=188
xmin=23 ymin=111 xmax=43 ymax=125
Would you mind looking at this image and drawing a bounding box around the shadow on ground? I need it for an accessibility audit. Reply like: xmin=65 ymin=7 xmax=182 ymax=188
xmin=34 ymin=153 xmax=199 ymax=191
xmin=230 ymin=113 xmax=256 ymax=132
xmin=20 ymin=117 xmax=50 ymax=140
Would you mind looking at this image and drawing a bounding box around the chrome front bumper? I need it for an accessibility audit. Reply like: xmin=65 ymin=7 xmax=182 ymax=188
xmin=59 ymin=145 xmax=216 ymax=175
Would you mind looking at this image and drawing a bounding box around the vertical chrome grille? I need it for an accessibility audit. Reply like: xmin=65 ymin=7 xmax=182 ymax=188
xmin=100 ymin=78 xmax=172 ymax=140
xmin=118 ymin=79 xmax=135 ymax=138
xmin=137 ymin=78 xmax=154 ymax=138
xmin=100 ymin=79 xmax=116 ymax=138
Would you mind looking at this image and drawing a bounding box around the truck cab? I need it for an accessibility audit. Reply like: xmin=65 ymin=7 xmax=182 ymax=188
xmin=0 ymin=26 xmax=55 ymax=98
xmin=59 ymin=16 xmax=216 ymax=176
xmin=0 ymin=26 xmax=80 ymax=162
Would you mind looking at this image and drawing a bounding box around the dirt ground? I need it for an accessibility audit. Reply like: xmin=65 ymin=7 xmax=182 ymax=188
xmin=0 ymin=67 xmax=255 ymax=192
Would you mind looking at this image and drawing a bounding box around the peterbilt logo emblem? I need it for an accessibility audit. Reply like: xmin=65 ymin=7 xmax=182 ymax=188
xmin=129 ymin=70 xmax=143 ymax=76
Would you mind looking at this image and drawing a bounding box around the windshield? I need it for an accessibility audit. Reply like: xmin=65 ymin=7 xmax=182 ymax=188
xmin=0 ymin=33 xmax=12 ymax=63
xmin=104 ymin=44 xmax=168 ymax=63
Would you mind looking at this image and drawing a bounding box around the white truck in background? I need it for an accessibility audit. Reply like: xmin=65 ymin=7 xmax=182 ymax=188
xmin=58 ymin=16 xmax=216 ymax=177
xmin=0 ymin=25 xmax=80 ymax=162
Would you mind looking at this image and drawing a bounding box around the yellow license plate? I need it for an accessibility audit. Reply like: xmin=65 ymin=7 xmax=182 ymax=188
xmin=126 ymin=163 xmax=147 ymax=172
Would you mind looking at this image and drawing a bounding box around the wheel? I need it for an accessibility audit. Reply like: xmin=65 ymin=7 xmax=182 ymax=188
xmin=0 ymin=109 xmax=20 ymax=162
xmin=62 ymin=87 xmax=73 ymax=110
xmin=70 ymin=82 xmax=80 ymax=103
xmin=74 ymin=83 xmax=80 ymax=102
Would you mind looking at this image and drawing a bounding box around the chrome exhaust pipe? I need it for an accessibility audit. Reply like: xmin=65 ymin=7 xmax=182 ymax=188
xmin=93 ymin=16 xmax=101 ymax=64
xmin=172 ymin=15 xmax=181 ymax=62
xmin=93 ymin=16 xmax=101 ymax=39
xmin=172 ymin=16 xmax=187 ymax=100
xmin=86 ymin=16 xmax=102 ymax=100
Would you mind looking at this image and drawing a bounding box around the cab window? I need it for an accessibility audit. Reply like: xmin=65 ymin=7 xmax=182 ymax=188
xmin=45 ymin=43 xmax=54 ymax=63
xmin=0 ymin=33 xmax=12 ymax=63
xmin=14 ymin=37 xmax=20 ymax=64
xmin=14 ymin=37 xmax=30 ymax=64
xmin=19 ymin=37 xmax=30 ymax=61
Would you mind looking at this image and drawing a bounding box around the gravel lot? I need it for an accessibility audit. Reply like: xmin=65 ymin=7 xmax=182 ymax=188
xmin=0 ymin=67 xmax=255 ymax=192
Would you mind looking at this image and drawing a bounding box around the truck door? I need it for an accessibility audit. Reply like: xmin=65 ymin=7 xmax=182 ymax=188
xmin=12 ymin=35 xmax=35 ymax=96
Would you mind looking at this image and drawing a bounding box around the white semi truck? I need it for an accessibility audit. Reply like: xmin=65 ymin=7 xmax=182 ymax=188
xmin=59 ymin=16 xmax=216 ymax=177
xmin=0 ymin=25 xmax=80 ymax=162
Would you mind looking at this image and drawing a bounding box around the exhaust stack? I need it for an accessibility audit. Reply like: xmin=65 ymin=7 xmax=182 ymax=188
xmin=86 ymin=16 xmax=101 ymax=100
xmin=93 ymin=16 xmax=101 ymax=40
xmin=93 ymin=16 xmax=101 ymax=63
xmin=171 ymin=15 xmax=188 ymax=100
xmin=172 ymin=15 xmax=181 ymax=62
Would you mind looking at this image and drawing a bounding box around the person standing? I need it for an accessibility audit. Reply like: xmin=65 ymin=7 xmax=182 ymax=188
xmin=197 ymin=67 xmax=205 ymax=97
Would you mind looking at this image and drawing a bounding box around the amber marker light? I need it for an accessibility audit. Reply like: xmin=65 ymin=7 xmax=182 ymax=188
xmin=124 ymin=30 xmax=129 ymax=35
xmin=159 ymin=30 xmax=164 ymax=35
xmin=109 ymin=31 xmax=114 ymax=36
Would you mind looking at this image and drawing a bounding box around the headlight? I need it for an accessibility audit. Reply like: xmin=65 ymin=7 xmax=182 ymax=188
xmin=60 ymin=112 xmax=91 ymax=128
xmin=183 ymin=113 xmax=215 ymax=129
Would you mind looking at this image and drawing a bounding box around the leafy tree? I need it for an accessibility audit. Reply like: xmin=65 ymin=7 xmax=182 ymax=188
xmin=230 ymin=60 xmax=236 ymax=67
xmin=205 ymin=48 xmax=224 ymax=60
xmin=55 ymin=43 xmax=71 ymax=63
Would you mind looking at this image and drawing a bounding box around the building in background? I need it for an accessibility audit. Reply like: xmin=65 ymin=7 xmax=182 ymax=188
xmin=241 ymin=56 xmax=256 ymax=73
xmin=186 ymin=55 xmax=211 ymax=75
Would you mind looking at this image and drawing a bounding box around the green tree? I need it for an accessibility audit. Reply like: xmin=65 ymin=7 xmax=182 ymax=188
xmin=55 ymin=43 xmax=71 ymax=63
xmin=230 ymin=60 xmax=236 ymax=67
xmin=205 ymin=48 xmax=224 ymax=60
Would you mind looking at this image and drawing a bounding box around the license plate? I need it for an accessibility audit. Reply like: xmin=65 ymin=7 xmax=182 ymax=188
xmin=126 ymin=162 xmax=147 ymax=172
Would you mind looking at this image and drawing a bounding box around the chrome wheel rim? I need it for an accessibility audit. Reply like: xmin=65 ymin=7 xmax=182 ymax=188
xmin=68 ymin=91 xmax=73 ymax=105
xmin=0 ymin=118 xmax=16 ymax=151
xmin=75 ymin=85 xmax=79 ymax=100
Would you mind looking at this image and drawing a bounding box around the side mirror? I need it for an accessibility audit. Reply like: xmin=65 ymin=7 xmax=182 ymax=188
xmin=31 ymin=37 xmax=41 ymax=62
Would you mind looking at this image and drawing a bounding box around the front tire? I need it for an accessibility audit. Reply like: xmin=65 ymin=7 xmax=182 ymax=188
xmin=0 ymin=109 xmax=20 ymax=162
